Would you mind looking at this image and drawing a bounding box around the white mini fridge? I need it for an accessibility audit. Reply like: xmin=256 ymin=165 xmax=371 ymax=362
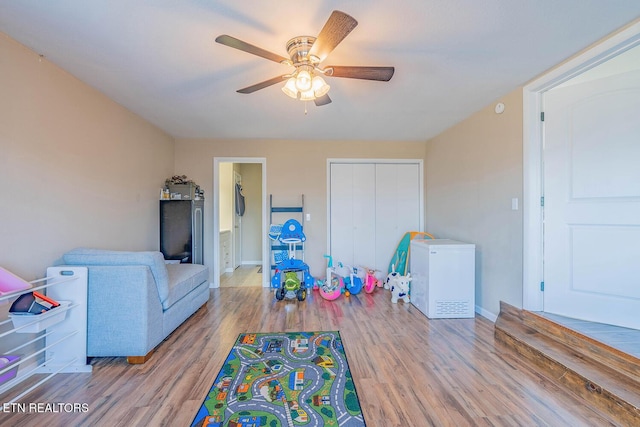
xmin=410 ymin=239 xmax=476 ymax=318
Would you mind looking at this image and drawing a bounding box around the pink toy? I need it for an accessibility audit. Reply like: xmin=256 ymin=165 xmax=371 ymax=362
xmin=318 ymin=255 xmax=344 ymax=301
xmin=374 ymin=270 xmax=386 ymax=288
xmin=364 ymin=268 xmax=381 ymax=293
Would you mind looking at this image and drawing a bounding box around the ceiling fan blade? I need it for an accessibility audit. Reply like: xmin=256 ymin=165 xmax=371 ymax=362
xmin=237 ymin=75 xmax=286 ymax=94
xmin=314 ymin=94 xmax=332 ymax=106
xmin=325 ymin=66 xmax=395 ymax=81
xmin=215 ymin=35 xmax=289 ymax=64
xmin=308 ymin=11 xmax=358 ymax=62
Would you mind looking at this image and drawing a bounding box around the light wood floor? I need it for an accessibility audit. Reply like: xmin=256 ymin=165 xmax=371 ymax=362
xmin=219 ymin=264 xmax=263 ymax=287
xmin=0 ymin=287 xmax=619 ymax=426
xmin=540 ymin=312 xmax=640 ymax=358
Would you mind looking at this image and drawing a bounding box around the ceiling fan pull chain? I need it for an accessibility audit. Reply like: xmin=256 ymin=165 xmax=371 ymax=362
xmin=304 ymin=101 xmax=308 ymax=115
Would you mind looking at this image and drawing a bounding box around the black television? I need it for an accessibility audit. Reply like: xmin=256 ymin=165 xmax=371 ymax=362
xmin=160 ymin=200 xmax=193 ymax=262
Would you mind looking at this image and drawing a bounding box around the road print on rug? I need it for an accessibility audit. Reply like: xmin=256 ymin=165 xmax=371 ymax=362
xmin=191 ymin=331 xmax=365 ymax=426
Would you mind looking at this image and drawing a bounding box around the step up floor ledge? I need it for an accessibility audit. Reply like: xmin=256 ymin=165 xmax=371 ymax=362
xmin=495 ymin=302 xmax=640 ymax=425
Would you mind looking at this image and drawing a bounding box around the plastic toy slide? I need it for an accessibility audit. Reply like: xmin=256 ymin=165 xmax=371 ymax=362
xmin=388 ymin=231 xmax=435 ymax=275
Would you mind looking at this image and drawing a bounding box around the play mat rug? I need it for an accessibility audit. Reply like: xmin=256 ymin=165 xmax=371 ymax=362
xmin=191 ymin=331 xmax=366 ymax=427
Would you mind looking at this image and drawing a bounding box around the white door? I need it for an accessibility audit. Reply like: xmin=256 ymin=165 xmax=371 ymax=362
xmin=543 ymin=68 xmax=640 ymax=328
xmin=330 ymin=163 xmax=376 ymax=267
xmin=375 ymin=163 xmax=421 ymax=269
xmin=233 ymin=171 xmax=242 ymax=269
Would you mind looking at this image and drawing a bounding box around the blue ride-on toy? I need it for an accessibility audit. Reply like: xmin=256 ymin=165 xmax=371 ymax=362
xmin=271 ymin=219 xmax=314 ymax=301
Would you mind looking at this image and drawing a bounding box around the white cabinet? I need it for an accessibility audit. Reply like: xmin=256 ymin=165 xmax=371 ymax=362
xmin=329 ymin=161 xmax=422 ymax=272
xmin=410 ymin=239 xmax=476 ymax=318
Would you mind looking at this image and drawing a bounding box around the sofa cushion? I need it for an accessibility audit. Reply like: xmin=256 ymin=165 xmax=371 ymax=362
xmin=63 ymin=248 xmax=170 ymax=303
xmin=163 ymin=263 xmax=209 ymax=310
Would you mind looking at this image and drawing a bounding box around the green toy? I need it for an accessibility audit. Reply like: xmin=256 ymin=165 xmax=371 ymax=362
xmin=284 ymin=271 xmax=301 ymax=292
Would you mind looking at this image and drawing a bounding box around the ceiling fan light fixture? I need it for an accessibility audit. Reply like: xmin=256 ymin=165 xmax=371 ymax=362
xmin=299 ymin=89 xmax=316 ymax=101
xmin=312 ymin=75 xmax=330 ymax=98
xmin=294 ymin=69 xmax=312 ymax=92
xmin=282 ymin=77 xmax=298 ymax=98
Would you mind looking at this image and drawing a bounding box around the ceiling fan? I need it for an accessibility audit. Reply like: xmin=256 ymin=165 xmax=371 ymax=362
xmin=215 ymin=10 xmax=394 ymax=107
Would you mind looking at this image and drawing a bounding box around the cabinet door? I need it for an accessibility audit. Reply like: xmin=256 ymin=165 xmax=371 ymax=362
xmin=353 ymin=164 xmax=376 ymax=267
xmin=329 ymin=163 xmax=376 ymax=267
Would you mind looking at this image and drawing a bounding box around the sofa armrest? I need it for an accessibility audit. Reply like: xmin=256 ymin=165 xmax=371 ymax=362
xmin=84 ymin=265 xmax=164 ymax=357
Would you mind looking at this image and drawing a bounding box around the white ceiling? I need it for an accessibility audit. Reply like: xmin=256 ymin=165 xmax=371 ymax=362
xmin=2 ymin=1 xmax=639 ymax=141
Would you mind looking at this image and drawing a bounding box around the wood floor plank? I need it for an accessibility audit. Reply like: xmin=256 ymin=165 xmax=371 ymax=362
xmin=0 ymin=287 xmax=620 ymax=426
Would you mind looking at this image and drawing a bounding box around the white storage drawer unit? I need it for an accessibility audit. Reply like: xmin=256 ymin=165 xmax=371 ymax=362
xmin=410 ymin=239 xmax=476 ymax=318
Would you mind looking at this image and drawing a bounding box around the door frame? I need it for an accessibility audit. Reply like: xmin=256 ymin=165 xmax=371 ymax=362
xmin=213 ymin=157 xmax=268 ymax=288
xmin=522 ymin=21 xmax=640 ymax=310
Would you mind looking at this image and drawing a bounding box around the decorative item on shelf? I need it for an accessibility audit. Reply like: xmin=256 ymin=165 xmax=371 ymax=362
xmin=163 ymin=175 xmax=203 ymax=201
xmin=194 ymin=187 xmax=203 ymax=200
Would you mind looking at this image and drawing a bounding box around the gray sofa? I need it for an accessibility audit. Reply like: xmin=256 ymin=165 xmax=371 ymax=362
xmin=61 ymin=248 xmax=209 ymax=363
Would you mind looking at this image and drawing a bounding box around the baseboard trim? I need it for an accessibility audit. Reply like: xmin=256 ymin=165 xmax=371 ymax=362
xmin=476 ymin=305 xmax=497 ymax=323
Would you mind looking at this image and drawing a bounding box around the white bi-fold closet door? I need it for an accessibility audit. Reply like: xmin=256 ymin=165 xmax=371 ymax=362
xmin=329 ymin=161 xmax=422 ymax=272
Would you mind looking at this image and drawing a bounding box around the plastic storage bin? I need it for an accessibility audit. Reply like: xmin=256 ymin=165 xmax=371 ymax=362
xmin=9 ymin=301 xmax=71 ymax=333
xmin=0 ymin=355 xmax=20 ymax=385
xmin=0 ymin=267 xmax=32 ymax=297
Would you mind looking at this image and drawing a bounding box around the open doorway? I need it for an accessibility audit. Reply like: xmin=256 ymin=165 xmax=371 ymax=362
xmin=213 ymin=157 xmax=268 ymax=288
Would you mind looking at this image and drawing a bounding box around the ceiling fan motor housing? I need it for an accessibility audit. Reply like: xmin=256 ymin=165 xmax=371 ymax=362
xmin=285 ymin=36 xmax=319 ymax=66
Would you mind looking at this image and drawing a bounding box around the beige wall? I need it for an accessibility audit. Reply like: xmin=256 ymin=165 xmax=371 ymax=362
xmin=0 ymin=33 xmax=175 ymax=280
xmin=425 ymin=88 xmax=524 ymax=318
xmin=174 ymin=139 xmax=426 ymax=279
